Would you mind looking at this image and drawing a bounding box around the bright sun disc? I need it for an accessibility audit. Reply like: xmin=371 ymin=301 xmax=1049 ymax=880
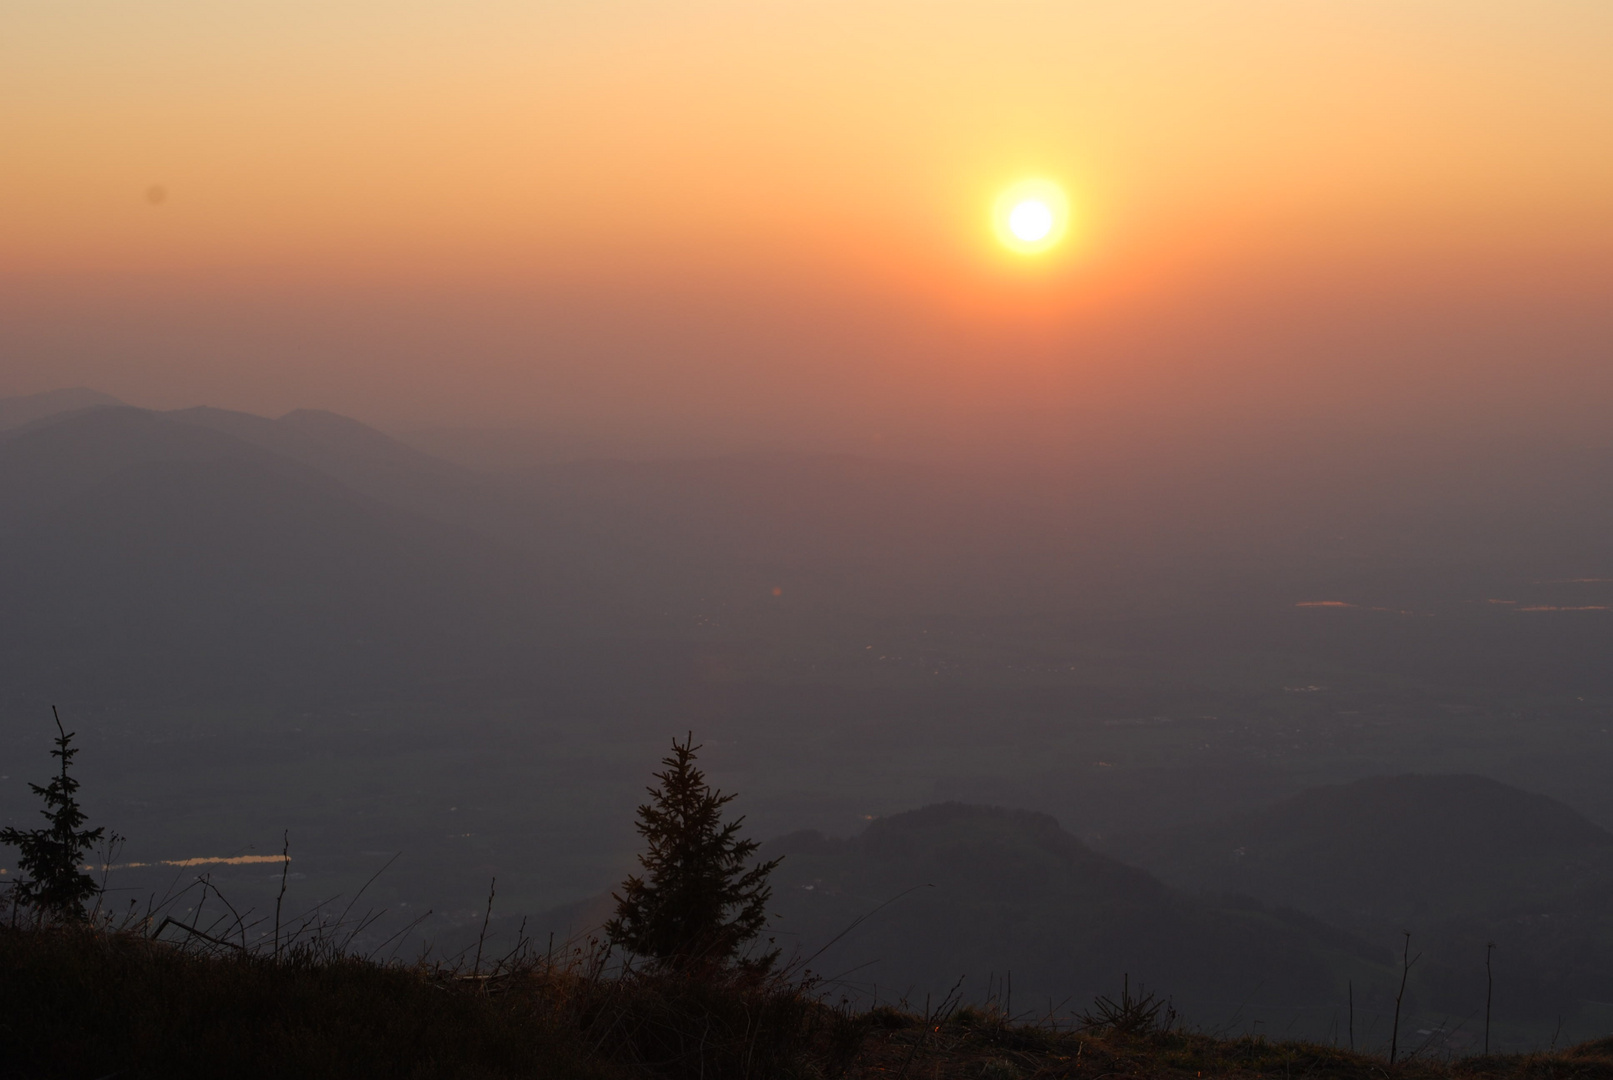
xmin=1009 ymin=200 xmax=1053 ymax=242
xmin=993 ymin=179 xmax=1070 ymax=255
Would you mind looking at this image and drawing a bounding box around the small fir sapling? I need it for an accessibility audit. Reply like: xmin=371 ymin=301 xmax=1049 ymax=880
xmin=606 ymin=733 xmax=781 ymax=972
xmin=0 ymin=708 xmax=106 ymax=918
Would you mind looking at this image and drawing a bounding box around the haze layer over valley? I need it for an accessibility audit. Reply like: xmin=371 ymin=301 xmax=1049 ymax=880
xmin=3 ymin=387 xmax=1612 ymax=1046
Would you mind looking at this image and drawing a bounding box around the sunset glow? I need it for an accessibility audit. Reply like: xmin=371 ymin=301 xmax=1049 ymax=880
xmin=0 ymin=1 xmax=1609 ymax=448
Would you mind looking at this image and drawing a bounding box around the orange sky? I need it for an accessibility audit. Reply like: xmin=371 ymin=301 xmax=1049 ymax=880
xmin=3 ymin=1 xmax=1611 ymax=454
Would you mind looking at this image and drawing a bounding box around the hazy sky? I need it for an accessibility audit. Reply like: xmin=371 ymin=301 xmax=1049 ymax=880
xmin=3 ymin=1 xmax=1610 ymax=454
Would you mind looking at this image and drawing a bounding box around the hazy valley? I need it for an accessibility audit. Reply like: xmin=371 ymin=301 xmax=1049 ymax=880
xmin=4 ymin=388 xmax=1613 ymax=1051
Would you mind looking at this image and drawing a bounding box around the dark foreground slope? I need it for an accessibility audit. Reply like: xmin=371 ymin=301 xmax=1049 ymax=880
xmin=0 ymin=922 xmax=871 ymax=1080
xmin=4 ymin=924 xmax=1610 ymax=1080
xmin=0 ymin=928 xmax=613 ymax=1080
xmin=759 ymin=804 xmax=1387 ymax=1034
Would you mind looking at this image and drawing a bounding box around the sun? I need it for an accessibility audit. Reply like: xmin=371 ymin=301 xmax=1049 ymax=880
xmin=993 ymin=179 xmax=1070 ymax=255
xmin=1009 ymin=200 xmax=1053 ymax=242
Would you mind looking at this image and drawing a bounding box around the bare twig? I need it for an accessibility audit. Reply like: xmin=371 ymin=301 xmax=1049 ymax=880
xmin=196 ymin=874 xmax=252 ymax=950
xmin=375 ymin=908 xmax=434 ymax=964
xmin=152 ymin=915 xmax=247 ymax=953
xmin=1485 ymin=941 xmax=1495 ymax=1055
xmin=1389 ymin=931 xmax=1420 ymax=1066
xmin=273 ymin=831 xmax=289 ymax=962
xmin=92 ymin=831 xmax=125 ymax=921
xmin=474 ymin=877 xmax=496 ymax=976
xmin=334 ymin=851 xmax=401 ymax=952
xmin=787 ymin=883 xmax=935 ymax=976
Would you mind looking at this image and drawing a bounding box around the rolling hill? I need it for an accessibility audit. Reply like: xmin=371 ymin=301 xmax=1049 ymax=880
xmin=1106 ymin=775 xmax=1613 ymax=1022
xmin=542 ymin=803 xmax=1390 ymax=1036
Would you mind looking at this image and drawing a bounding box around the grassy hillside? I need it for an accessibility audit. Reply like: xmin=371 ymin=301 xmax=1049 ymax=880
xmin=3 ymin=922 xmax=1611 ymax=1079
xmin=0 ymin=922 xmax=856 ymax=1080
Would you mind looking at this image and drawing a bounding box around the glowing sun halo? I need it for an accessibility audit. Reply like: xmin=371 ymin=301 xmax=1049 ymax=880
xmin=993 ymin=179 xmax=1070 ymax=255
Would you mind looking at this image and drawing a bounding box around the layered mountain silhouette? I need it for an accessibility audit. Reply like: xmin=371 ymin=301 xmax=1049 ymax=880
xmin=0 ymin=394 xmax=964 ymax=710
xmin=0 ymin=405 xmax=560 ymax=705
xmin=0 ymin=392 xmax=995 ymax=717
xmin=0 ymin=387 xmax=123 ymax=431
xmin=163 ymin=406 xmax=490 ymax=527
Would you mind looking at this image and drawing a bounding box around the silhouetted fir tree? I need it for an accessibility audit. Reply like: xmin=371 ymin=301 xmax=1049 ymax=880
xmin=0 ymin=708 xmax=105 ymax=918
xmin=606 ymin=734 xmax=781 ymax=972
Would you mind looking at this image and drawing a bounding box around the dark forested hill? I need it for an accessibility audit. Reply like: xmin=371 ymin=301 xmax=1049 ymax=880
xmin=756 ymin=803 xmax=1387 ymax=1033
xmin=1106 ymin=775 xmax=1613 ymax=1023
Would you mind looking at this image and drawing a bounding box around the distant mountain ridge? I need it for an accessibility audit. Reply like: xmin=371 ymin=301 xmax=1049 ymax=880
xmin=1104 ymin=774 xmax=1613 ymax=931
xmin=160 ymin=405 xmax=504 ymax=531
xmin=0 ymin=404 xmax=565 ymax=706
xmin=0 ymin=396 xmax=998 ymax=708
xmin=0 ymin=387 xmax=123 ymax=430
